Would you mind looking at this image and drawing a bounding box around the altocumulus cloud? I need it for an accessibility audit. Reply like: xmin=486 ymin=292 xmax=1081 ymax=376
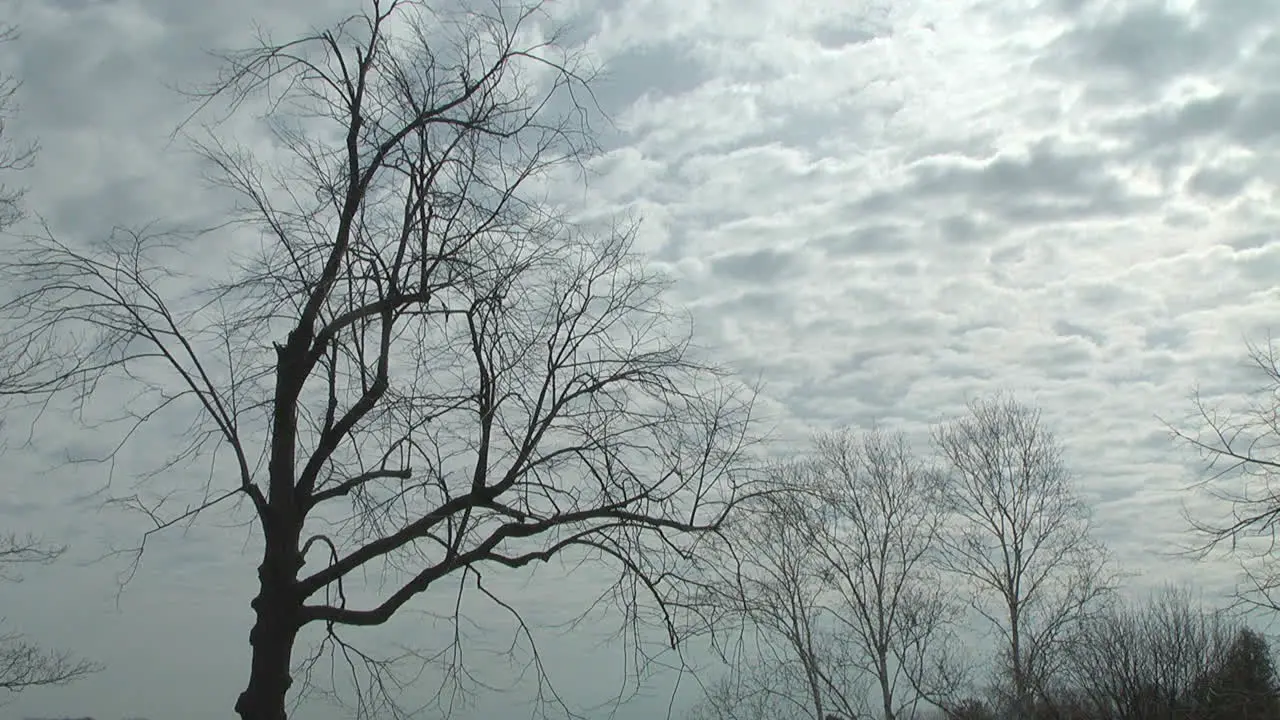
xmin=2 ymin=0 xmax=1280 ymax=718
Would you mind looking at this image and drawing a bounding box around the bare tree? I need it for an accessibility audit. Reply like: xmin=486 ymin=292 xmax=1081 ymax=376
xmin=932 ymin=394 xmax=1115 ymax=719
xmin=810 ymin=428 xmax=963 ymax=720
xmin=696 ymin=430 xmax=964 ymax=720
xmin=0 ymin=24 xmax=35 ymax=232
xmin=0 ymin=3 xmax=759 ymax=719
xmin=1169 ymin=338 xmax=1280 ymax=615
xmin=702 ymin=466 xmax=869 ymax=720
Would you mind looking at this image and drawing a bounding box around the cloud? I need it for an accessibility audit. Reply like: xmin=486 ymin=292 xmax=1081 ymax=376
xmin=708 ymin=246 xmax=811 ymax=284
xmin=900 ymin=137 xmax=1154 ymax=223
xmin=1057 ymin=4 xmax=1223 ymax=84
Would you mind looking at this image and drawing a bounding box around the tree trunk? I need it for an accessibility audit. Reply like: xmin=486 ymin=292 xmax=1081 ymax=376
xmin=878 ymin=648 xmax=894 ymax=720
xmin=801 ymin=653 xmax=825 ymax=720
xmin=234 ymin=532 xmax=303 ymax=720
xmin=1009 ymin=602 xmax=1027 ymax=718
xmin=236 ymin=340 xmax=307 ymax=720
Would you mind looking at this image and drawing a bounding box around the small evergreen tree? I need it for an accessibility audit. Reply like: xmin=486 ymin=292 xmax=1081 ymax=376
xmin=1188 ymin=628 xmax=1280 ymax=720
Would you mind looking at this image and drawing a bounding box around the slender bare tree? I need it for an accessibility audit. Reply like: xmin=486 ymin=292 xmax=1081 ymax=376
xmin=810 ymin=427 xmax=963 ymax=720
xmin=703 ymin=464 xmax=869 ymax=720
xmin=1169 ymin=337 xmax=1280 ymax=615
xmin=932 ymin=394 xmax=1115 ymax=719
xmin=696 ymin=430 xmax=964 ymax=720
xmin=0 ymin=3 xmax=759 ymax=719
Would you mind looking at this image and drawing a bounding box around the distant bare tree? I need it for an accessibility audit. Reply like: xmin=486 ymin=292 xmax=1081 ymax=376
xmin=810 ymin=428 xmax=963 ymax=720
xmin=0 ymin=24 xmax=35 ymax=231
xmin=933 ymin=395 xmax=1115 ymax=719
xmin=0 ymin=533 xmax=101 ymax=692
xmin=1169 ymin=338 xmax=1280 ymax=615
xmin=701 ymin=465 xmax=869 ymax=720
xmin=0 ymin=3 xmax=759 ymax=719
xmin=697 ymin=429 xmax=965 ymax=720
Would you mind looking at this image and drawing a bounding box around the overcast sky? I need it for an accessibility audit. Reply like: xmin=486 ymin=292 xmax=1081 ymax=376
xmin=2 ymin=0 xmax=1280 ymax=718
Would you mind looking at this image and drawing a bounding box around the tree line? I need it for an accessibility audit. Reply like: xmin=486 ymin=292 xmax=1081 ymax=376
xmin=686 ymin=395 xmax=1280 ymax=720
xmin=0 ymin=2 xmax=1279 ymax=720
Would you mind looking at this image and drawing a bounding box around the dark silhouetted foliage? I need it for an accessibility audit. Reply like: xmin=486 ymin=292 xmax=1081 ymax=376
xmin=1187 ymin=628 xmax=1280 ymax=720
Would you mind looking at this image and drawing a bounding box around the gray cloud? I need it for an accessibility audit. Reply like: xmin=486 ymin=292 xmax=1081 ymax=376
xmin=1052 ymin=318 xmax=1107 ymax=348
xmin=1066 ymin=4 xmax=1221 ymax=83
xmin=708 ymin=246 xmax=809 ymax=283
xmin=814 ymin=222 xmax=913 ymax=256
xmin=1187 ymin=162 xmax=1252 ymax=198
xmin=905 ymin=139 xmax=1148 ymax=222
xmin=1040 ymin=0 xmax=1275 ymax=91
xmin=590 ymin=42 xmax=712 ymax=120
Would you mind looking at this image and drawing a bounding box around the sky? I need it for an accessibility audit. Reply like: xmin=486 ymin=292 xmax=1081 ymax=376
xmin=2 ymin=0 xmax=1280 ymax=718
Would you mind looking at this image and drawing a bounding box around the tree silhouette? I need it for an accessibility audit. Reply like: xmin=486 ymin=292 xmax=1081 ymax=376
xmin=933 ymin=394 xmax=1115 ymax=717
xmin=0 ymin=2 xmax=758 ymax=718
